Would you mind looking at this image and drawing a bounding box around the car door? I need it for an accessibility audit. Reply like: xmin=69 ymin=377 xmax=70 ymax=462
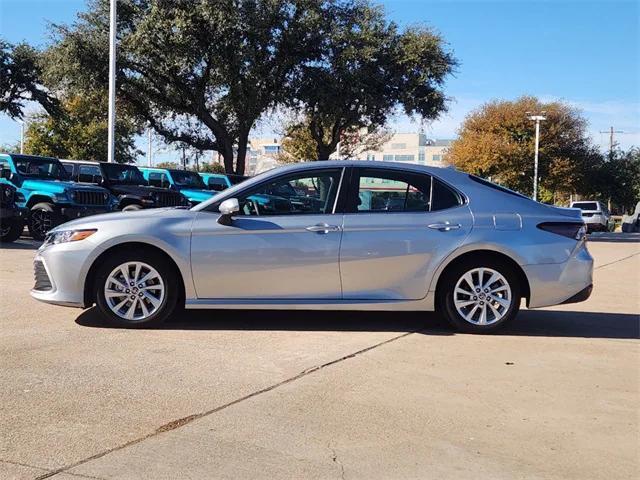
xmin=339 ymin=167 xmax=473 ymax=300
xmin=191 ymin=167 xmax=346 ymax=300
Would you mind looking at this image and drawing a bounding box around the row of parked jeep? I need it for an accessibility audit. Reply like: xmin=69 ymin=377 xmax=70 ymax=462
xmin=0 ymin=153 xmax=248 ymax=243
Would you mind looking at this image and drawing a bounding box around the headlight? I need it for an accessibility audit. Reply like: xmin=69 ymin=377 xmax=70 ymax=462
xmin=53 ymin=191 xmax=69 ymax=202
xmin=44 ymin=229 xmax=97 ymax=246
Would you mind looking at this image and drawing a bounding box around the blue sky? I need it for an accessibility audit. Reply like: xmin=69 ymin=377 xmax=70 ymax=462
xmin=1 ymin=0 xmax=639 ymax=161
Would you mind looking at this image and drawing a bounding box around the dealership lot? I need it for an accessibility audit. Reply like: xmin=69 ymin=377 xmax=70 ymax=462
xmin=1 ymin=238 xmax=638 ymax=479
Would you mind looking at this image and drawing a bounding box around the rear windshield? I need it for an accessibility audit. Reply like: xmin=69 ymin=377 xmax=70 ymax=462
xmin=571 ymin=202 xmax=598 ymax=211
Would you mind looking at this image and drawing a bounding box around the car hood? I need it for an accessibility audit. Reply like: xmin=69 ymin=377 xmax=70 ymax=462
xmin=22 ymin=179 xmax=106 ymax=194
xmin=49 ymin=207 xmax=194 ymax=232
xmin=178 ymin=188 xmax=215 ymax=202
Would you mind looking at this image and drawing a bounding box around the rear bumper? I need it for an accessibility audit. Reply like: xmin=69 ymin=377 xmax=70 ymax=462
xmin=523 ymin=241 xmax=594 ymax=308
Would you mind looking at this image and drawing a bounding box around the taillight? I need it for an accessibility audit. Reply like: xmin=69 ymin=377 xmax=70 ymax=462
xmin=537 ymin=222 xmax=586 ymax=240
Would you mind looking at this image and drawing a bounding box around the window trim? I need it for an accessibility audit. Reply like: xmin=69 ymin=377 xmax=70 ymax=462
xmin=346 ymin=166 xmax=465 ymax=215
xmin=203 ymin=166 xmax=348 ymax=216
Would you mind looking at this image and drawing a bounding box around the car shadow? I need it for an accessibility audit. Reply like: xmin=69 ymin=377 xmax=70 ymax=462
xmin=587 ymin=233 xmax=640 ymax=243
xmin=0 ymin=237 xmax=41 ymax=250
xmin=75 ymin=307 xmax=639 ymax=340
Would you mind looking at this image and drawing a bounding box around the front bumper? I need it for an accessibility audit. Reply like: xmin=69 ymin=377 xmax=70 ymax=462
xmin=30 ymin=241 xmax=95 ymax=308
xmin=523 ymin=241 xmax=594 ymax=308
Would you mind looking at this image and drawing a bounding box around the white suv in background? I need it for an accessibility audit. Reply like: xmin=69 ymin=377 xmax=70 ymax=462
xmin=570 ymin=200 xmax=611 ymax=232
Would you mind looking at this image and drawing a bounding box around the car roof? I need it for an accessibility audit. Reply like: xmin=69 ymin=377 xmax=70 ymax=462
xmin=2 ymin=153 xmax=59 ymax=161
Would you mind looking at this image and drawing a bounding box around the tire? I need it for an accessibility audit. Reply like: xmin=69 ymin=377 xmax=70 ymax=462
xmin=0 ymin=217 xmax=23 ymax=243
xmin=122 ymin=203 xmax=143 ymax=212
xmin=439 ymin=257 xmax=521 ymax=334
xmin=28 ymin=202 xmax=59 ymax=241
xmin=94 ymin=249 xmax=179 ymax=327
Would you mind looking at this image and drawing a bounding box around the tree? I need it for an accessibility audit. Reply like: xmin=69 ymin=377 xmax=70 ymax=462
xmin=0 ymin=39 xmax=59 ymax=119
xmin=291 ymin=2 xmax=456 ymax=160
xmin=24 ymin=91 xmax=141 ymax=162
xmin=447 ymin=96 xmax=596 ymax=199
xmin=198 ymin=162 xmax=226 ymax=174
xmin=45 ymin=0 xmax=326 ymax=175
xmin=278 ymin=115 xmax=391 ymax=162
xmin=155 ymin=161 xmax=180 ymax=169
xmin=583 ymin=148 xmax=640 ymax=213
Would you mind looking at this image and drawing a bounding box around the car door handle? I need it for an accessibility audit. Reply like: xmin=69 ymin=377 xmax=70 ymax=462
xmin=428 ymin=222 xmax=461 ymax=231
xmin=305 ymin=223 xmax=341 ymax=234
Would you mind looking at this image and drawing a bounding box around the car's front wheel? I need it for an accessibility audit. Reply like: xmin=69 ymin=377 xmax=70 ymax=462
xmin=440 ymin=258 xmax=521 ymax=333
xmin=94 ymin=249 xmax=179 ymax=327
xmin=28 ymin=202 xmax=59 ymax=241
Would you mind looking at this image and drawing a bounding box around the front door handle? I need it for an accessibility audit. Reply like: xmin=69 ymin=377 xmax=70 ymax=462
xmin=305 ymin=223 xmax=341 ymax=234
xmin=428 ymin=222 xmax=461 ymax=231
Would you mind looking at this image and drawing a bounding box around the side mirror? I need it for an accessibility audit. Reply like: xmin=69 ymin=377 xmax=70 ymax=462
xmin=217 ymin=198 xmax=239 ymax=226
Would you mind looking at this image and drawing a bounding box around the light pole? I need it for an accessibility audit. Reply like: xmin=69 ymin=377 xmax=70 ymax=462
xmin=147 ymin=128 xmax=152 ymax=166
xmin=527 ymin=112 xmax=546 ymax=201
xmin=17 ymin=119 xmax=25 ymax=154
xmin=107 ymin=0 xmax=117 ymax=163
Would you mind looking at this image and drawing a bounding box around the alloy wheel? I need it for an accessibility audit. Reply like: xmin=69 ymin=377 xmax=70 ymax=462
xmin=453 ymin=267 xmax=512 ymax=326
xmin=30 ymin=210 xmax=53 ymax=238
xmin=104 ymin=261 xmax=165 ymax=322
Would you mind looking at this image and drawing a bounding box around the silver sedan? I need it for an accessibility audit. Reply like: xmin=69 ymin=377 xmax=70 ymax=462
xmin=31 ymin=161 xmax=593 ymax=333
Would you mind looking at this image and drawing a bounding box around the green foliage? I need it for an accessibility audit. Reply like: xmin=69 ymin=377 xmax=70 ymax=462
xmin=0 ymin=141 xmax=21 ymax=154
xmin=292 ymin=3 xmax=456 ymax=159
xmin=45 ymin=0 xmax=326 ymax=175
xmin=155 ymin=162 xmax=180 ymax=169
xmin=24 ymin=92 xmax=141 ymax=163
xmin=0 ymin=39 xmax=59 ymax=119
xmin=583 ymin=148 xmax=640 ymax=213
xmin=198 ymin=162 xmax=226 ymax=174
xmin=448 ymin=96 xmax=596 ymax=198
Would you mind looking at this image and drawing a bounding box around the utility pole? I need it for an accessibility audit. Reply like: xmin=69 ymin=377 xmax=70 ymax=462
xmin=107 ymin=0 xmax=117 ymax=163
xmin=599 ymin=126 xmax=624 ymax=159
xmin=527 ymin=112 xmax=546 ymax=202
xmin=147 ymin=128 xmax=152 ymax=166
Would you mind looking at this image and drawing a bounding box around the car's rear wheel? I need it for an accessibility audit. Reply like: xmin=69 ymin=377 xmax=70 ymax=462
xmin=439 ymin=258 xmax=521 ymax=333
xmin=0 ymin=217 xmax=22 ymax=243
xmin=94 ymin=249 xmax=179 ymax=327
xmin=28 ymin=202 xmax=59 ymax=241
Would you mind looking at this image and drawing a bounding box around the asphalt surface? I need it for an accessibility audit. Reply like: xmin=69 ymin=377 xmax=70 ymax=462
xmin=0 ymin=236 xmax=638 ymax=479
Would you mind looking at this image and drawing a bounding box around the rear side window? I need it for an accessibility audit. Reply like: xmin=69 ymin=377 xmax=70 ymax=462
xmin=62 ymin=163 xmax=75 ymax=176
xmin=431 ymin=178 xmax=462 ymax=211
xmin=468 ymin=175 xmax=528 ymax=199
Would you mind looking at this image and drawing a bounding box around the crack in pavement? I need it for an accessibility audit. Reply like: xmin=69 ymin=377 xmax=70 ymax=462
xmin=1 ymin=459 xmax=105 ymax=480
xmin=34 ymin=330 xmax=417 ymax=480
xmin=328 ymin=443 xmax=346 ymax=480
xmin=595 ymin=252 xmax=640 ymax=270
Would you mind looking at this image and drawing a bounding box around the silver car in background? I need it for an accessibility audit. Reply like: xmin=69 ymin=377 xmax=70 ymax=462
xmin=569 ymin=200 xmax=611 ymax=232
xmin=30 ymin=161 xmax=593 ymax=333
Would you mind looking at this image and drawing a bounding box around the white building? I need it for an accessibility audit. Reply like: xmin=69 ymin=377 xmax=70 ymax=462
xmin=246 ymin=137 xmax=282 ymax=175
xmin=356 ymin=133 xmax=452 ymax=167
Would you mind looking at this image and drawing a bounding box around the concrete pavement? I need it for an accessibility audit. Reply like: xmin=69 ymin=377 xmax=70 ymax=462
xmin=1 ymin=238 xmax=638 ymax=479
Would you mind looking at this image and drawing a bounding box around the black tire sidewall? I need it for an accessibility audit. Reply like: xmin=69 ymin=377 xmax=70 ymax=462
xmin=0 ymin=217 xmax=22 ymax=242
xmin=441 ymin=258 xmax=521 ymax=333
xmin=94 ymin=249 xmax=178 ymax=327
xmin=28 ymin=202 xmax=59 ymax=241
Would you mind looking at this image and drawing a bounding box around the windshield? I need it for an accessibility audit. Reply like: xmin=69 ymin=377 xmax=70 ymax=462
xmin=12 ymin=156 xmax=69 ymax=180
xmin=572 ymin=202 xmax=599 ymax=211
xmin=102 ymin=163 xmax=147 ymax=185
xmin=170 ymin=170 xmax=206 ymax=188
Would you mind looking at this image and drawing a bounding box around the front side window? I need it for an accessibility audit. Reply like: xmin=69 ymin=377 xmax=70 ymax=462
xmin=234 ymin=169 xmax=342 ymax=216
xmin=12 ymin=156 xmax=68 ymax=180
xmin=170 ymin=170 xmax=206 ymax=188
xmin=78 ymin=165 xmax=102 ymax=183
xmin=102 ymin=164 xmax=146 ymax=185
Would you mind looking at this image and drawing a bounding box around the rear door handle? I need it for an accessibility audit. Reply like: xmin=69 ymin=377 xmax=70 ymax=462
xmin=305 ymin=223 xmax=341 ymax=234
xmin=428 ymin=222 xmax=461 ymax=231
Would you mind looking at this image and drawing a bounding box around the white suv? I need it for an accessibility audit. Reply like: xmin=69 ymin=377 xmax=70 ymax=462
xmin=570 ymin=200 xmax=610 ymax=232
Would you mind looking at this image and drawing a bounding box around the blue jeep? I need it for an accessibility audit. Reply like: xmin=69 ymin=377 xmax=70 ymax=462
xmin=139 ymin=167 xmax=215 ymax=206
xmin=0 ymin=154 xmax=116 ymax=240
xmin=199 ymin=172 xmax=250 ymax=192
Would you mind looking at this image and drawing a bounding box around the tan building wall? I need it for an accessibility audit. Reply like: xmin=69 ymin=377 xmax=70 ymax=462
xmin=355 ymin=133 xmax=452 ymax=167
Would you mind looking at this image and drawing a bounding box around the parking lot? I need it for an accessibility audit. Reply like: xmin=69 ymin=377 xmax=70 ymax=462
xmin=1 ymin=236 xmax=638 ymax=480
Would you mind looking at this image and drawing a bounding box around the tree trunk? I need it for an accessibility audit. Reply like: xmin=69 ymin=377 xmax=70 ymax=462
xmin=235 ymin=130 xmax=250 ymax=175
xmin=220 ymin=140 xmax=234 ymax=174
xmin=315 ymin=144 xmax=334 ymax=161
